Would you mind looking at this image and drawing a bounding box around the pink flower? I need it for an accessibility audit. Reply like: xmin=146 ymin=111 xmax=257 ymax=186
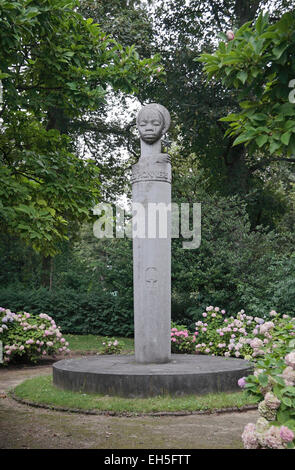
xmin=260 ymin=321 xmax=274 ymax=335
xmin=282 ymin=366 xmax=295 ymax=386
xmin=242 ymin=423 xmax=259 ymax=449
xmin=250 ymin=338 xmax=263 ymax=349
xmin=238 ymin=377 xmax=246 ymax=388
xmin=285 ymin=351 xmax=295 ymax=369
xmin=202 ymin=312 xmax=207 ymax=317
xmin=264 ymin=426 xmax=284 ymax=449
xmin=264 ymin=392 xmax=281 ymax=410
xmin=226 ymin=30 xmax=235 ymax=41
xmin=280 ymin=426 xmax=294 ymax=443
xmin=221 ymin=310 xmax=226 ymax=314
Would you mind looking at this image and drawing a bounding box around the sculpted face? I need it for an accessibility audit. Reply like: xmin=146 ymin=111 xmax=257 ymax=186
xmin=137 ymin=108 xmax=165 ymax=144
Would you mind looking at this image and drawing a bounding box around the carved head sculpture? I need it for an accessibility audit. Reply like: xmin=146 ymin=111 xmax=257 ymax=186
xmin=136 ymin=103 xmax=171 ymax=145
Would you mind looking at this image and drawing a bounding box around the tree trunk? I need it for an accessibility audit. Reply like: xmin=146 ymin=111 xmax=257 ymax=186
xmin=234 ymin=0 xmax=261 ymax=27
xmin=225 ymin=144 xmax=250 ymax=195
xmin=41 ymin=255 xmax=53 ymax=289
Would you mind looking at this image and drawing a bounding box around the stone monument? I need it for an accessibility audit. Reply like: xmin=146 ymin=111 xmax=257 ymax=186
xmin=52 ymin=103 xmax=253 ymax=397
xmin=132 ymin=103 xmax=171 ymax=364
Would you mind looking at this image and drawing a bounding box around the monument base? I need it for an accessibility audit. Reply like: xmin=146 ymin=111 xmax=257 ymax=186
xmin=53 ymin=354 xmax=253 ymax=398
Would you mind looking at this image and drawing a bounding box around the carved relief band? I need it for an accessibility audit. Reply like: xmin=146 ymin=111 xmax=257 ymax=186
xmin=132 ymin=165 xmax=171 ymax=184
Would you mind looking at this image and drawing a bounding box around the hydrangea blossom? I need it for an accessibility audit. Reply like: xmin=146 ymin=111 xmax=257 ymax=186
xmin=241 ymin=423 xmax=259 ymax=449
xmin=0 ymin=307 xmax=70 ymax=363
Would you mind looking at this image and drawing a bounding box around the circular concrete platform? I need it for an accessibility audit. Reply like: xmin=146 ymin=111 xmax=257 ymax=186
xmin=53 ymin=354 xmax=253 ymax=398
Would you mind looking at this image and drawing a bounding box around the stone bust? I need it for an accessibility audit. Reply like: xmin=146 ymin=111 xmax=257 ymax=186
xmin=136 ymin=103 xmax=171 ymax=164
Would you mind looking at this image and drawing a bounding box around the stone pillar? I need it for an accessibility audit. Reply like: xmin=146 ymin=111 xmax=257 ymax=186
xmin=132 ymin=103 xmax=171 ymax=364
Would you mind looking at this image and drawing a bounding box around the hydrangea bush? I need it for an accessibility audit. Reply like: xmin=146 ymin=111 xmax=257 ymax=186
xmin=170 ymin=322 xmax=196 ymax=354
xmin=171 ymin=306 xmax=295 ymax=361
xmin=170 ymin=306 xmax=295 ymax=449
xmin=240 ymin=345 xmax=295 ymax=449
xmin=101 ymin=337 xmax=122 ymax=355
xmin=0 ymin=307 xmax=70 ymax=364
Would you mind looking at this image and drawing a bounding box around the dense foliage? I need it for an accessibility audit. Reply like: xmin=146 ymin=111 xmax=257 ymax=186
xmin=0 ymin=286 xmax=134 ymax=337
xmin=200 ymin=12 xmax=295 ymax=157
xmin=0 ymin=0 xmax=160 ymax=257
xmin=1 ymin=0 xmax=295 ymax=339
xmin=171 ymin=306 xmax=295 ymax=360
xmin=241 ymin=323 xmax=295 ymax=449
xmin=0 ymin=307 xmax=69 ymax=364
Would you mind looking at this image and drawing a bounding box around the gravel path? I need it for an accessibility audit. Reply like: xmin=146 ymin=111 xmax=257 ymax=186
xmin=0 ymin=362 xmax=259 ymax=449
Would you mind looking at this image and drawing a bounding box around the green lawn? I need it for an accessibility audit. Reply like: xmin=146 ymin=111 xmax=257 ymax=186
xmin=64 ymin=334 xmax=134 ymax=353
xmin=12 ymin=375 xmax=259 ymax=414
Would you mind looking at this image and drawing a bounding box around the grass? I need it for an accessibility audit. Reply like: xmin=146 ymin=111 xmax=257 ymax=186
xmin=13 ymin=375 xmax=259 ymax=414
xmin=64 ymin=334 xmax=134 ymax=353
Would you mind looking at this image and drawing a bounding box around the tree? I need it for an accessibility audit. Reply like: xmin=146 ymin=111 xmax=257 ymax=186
xmin=136 ymin=0 xmax=295 ymax=227
xmin=0 ymin=0 xmax=161 ymax=284
xmin=200 ymin=12 xmax=295 ymax=159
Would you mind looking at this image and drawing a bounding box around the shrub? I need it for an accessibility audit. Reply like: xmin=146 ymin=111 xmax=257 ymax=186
xmin=170 ymin=322 xmax=196 ymax=354
xmin=191 ymin=306 xmax=294 ymax=360
xmin=0 ymin=307 xmax=70 ymax=364
xmin=100 ymin=337 xmax=122 ymax=355
xmin=240 ymin=340 xmax=295 ymax=449
xmin=0 ymin=287 xmax=134 ymax=337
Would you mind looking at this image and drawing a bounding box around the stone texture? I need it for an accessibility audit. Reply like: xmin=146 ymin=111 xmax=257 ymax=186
xmin=133 ymin=103 xmax=172 ymax=364
xmin=53 ymin=354 xmax=253 ymax=398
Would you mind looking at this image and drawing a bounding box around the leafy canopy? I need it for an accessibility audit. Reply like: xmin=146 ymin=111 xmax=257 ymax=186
xmin=199 ymin=12 xmax=295 ymax=157
xmin=0 ymin=0 xmax=161 ymax=256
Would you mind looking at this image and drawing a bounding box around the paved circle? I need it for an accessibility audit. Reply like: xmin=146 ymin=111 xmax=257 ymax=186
xmin=53 ymin=354 xmax=253 ymax=397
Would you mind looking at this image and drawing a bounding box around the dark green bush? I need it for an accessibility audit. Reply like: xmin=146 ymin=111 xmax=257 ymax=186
xmin=0 ymin=287 xmax=134 ymax=337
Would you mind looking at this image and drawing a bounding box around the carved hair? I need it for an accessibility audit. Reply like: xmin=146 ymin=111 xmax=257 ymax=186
xmin=136 ymin=103 xmax=171 ymax=135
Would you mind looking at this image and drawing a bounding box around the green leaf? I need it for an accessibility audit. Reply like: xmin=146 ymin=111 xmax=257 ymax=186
xmin=256 ymin=135 xmax=268 ymax=147
xmin=258 ymin=374 xmax=269 ymax=387
xmin=277 ymin=410 xmax=291 ymax=424
xmin=251 ymin=114 xmax=267 ymax=121
xmin=282 ymin=397 xmax=292 ymax=407
xmin=281 ymin=131 xmax=291 ymax=145
xmin=272 ymin=43 xmax=289 ymax=59
xmin=237 ymin=70 xmax=248 ymax=84
xmin=269 ymin=141 xmax=281 ymax=154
